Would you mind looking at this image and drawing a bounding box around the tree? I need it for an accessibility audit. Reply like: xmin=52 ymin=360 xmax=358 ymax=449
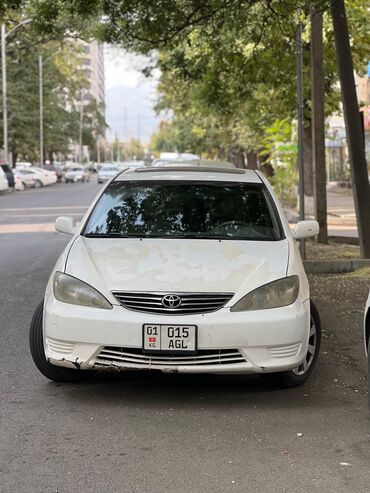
xmin=311 ymin=8 xmax=328 ymax=244
xmin=0 ymin=16 xmax=106 ymax=165
xmin=4 ymin=0 xmax=370 ymax=254
xmin=331 ymin=0 xmax=370 ymax=258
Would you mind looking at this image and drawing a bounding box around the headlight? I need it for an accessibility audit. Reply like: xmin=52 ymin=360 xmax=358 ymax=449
xmin=53 ymin=272 xmax=112 ymax=309
xmin=230 ymin=276 xmax=299 ymax=312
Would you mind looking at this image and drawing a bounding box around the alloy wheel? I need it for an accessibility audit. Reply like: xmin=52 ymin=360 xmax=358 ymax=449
xmin=291 ymin=314 xmax=318 ymax=376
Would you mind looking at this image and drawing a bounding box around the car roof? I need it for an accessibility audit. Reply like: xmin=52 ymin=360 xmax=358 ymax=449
xmin=115 ymin=166 xmax=262 ymax=183
xmin=152 ymin=159 xmax=235 ymax=168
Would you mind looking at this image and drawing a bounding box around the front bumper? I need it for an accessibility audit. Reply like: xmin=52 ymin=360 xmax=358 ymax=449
xmin=44 ymin=297 xmax=310 ymax=374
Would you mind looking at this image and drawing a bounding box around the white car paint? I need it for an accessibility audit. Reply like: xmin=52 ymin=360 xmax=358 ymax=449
xmin=16 ymin=167 xmax=57 ymax=187
xmin=43 ymin=166 xmax=317 ymax=376
xmin=15 ymin=169 xmax=38 ymax=188
xmin=0 ymin=166 xmax=9 ymax=192
xmin=64 ymin=166 xmax=89 ymax=183
xmin=97 ymin=164 xmax=120 ymax=183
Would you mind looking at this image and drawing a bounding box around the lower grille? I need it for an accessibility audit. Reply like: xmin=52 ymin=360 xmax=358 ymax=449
xmin=112 ymin=291 xmax=234 ymax=315
xmin=96 ymin=347 xmax=246 ymax=367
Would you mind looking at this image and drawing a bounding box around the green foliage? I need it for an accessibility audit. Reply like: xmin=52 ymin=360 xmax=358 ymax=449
xmin=260 ymin=119 xmax=298 ymax=208
xmin=0 ymin=13 xmax=106 ymax=163
xmin=111 ymin=136 xmax=146 ymax=161
xmin=3 ymin=0 xmax=370 ymax=168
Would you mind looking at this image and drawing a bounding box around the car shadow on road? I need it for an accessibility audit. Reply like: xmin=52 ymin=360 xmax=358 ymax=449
xmin=46 ymin=369 xmax=335 ymax=411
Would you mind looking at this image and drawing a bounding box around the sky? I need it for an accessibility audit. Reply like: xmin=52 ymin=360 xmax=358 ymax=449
xmin=104 ymin=47 xmax=161 ymax=144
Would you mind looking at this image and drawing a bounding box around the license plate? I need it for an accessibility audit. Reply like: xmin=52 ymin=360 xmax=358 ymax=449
xmin=143 ymin=325 xmax=197 ymax=354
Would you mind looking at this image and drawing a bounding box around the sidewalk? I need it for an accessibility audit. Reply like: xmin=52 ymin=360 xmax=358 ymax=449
xmin=285 ymin=187 xmax=358 ymax=238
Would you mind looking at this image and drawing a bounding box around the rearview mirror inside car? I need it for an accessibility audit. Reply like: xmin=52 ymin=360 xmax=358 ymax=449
xmin=55 ymin=216 xmax=76 ymax=235
xmin=293 ymin=220 xmax=319 ymax=240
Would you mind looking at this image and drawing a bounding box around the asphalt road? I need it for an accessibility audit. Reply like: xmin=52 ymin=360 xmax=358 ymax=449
xmin=0 ymin=182 xmax=369 ymax=493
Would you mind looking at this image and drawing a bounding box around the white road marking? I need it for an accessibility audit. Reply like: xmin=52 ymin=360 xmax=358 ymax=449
xmin=0 ymin=223 xmax=55 ymax=233
xmin=0 ymin=213 xmax=83 ymax=218
xmin=0 ymin=206 xmax=88 ymax=212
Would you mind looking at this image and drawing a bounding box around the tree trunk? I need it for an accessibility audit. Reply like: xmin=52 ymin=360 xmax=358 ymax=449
xmin=311 ymin=8 xmax=328 ymax=244
xmin=331 ymin=0 xmax=370 ymax=258
xmin=228 ymin=146 xmax=246 ymax=168
xmin=259 ymin=153 xmax=274 ymax=177
xmin=246 ymin=150 xmax=258 ymax=169
xmin=303 ymin=124 xmax=314 ymax=197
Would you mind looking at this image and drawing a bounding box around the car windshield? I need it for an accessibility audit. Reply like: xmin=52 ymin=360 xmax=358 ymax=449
xmin=101 ymin=166 xmax=118 ymax=172
xmin=69 ymin=168 xmax=83 ymax=172
xmin=84 ymin=181 xmax=283 ymax=241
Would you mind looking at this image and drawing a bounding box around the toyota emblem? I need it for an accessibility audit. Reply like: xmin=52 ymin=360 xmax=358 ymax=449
xmin=161 ymin=294 xmax=182 ymax=308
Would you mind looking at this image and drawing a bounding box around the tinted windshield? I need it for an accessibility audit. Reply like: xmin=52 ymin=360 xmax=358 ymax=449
xmin=101 ymin=167 xmax=118 ymax=172
xmin=84 ymin=181 xmax=283 ymax=241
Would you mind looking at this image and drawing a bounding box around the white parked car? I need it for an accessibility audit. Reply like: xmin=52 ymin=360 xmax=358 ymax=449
xmin=0 ymin=166 xmax=9 ymax=193
xmin=16 ymin=166 xmax=57 ymax=187
xmin=12 ymin=170 xmax=26 ymax=191
xmin=30 ymin=165 xmax=321 ymax=386
xmin=15 ymin=168 xmax=39 ymax=188
xmin=64 ymin=166 xmax=90 ymax=183
xmin=364 ymin=296 xmax=370 ymax=407
xmin=97 ymin=164 xmax=119 ymax=183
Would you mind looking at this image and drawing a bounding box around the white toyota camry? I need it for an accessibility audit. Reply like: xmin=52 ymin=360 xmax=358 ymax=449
xmin=30 ymin=165 xmax=321 ymax=387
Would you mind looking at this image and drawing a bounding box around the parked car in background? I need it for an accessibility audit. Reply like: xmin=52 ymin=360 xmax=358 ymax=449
xmin=118 ymin=160 xmax=145 ymax=170
xmin=64 ymin=166 xmax=90 ymax=183
xmin=12 ymin=170 xmax=26 ymax=191
xmin=32 ymin=167 xmax=57 ymax=186
xmin=30 ymin=165 xmax=321 ymax=387
xmin=15 ymin=161 xmax=32 ymax=169
xmin=152 ymin=159 xmax=235 ymax=168
xmin=97 ymin=163 xmax=119 ymax=183
xmin=16 ymin=168 xmax=38 ymax=188
xmin=0 ymin=166 xmax=9 ymax=193
xmin=0 ymin=163 xmax=15 ymax=190
xmin=16 ymin=166 xmax=57 ymax=187
xmin=156 ymin=152 xmax=200 ymax=162
xmin=44 ymin=163 xmax=63 ymax=182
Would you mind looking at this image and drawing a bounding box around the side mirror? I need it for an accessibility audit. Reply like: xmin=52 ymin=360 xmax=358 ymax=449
xmin=293 ymin=220 xmax=319 ymax=240
xmin=55 ymin=216 xmax=76 ymax=235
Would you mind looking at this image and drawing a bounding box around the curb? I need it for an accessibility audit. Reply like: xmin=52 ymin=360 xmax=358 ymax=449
xmin=304 ymin=259 xmax=370 ymax=274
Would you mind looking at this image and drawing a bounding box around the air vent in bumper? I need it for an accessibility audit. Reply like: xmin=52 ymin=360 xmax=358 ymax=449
xmin=96 ymin=347 xmax=246 ymax=367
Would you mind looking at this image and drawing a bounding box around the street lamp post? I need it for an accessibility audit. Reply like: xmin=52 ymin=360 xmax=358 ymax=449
xmin=296 ymin=22 xmax=306 ymax=259
xmin=1 ymin=19 xmax=32 ymax=164
xmin=1 ymin=24 xmax=8 ymax=163
xmin=39 ymin=55 xmax=44 ymax=167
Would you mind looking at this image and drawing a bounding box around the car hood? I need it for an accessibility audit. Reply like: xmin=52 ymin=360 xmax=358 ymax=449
xmin=65 ymin=236 xmax=289 ymax=304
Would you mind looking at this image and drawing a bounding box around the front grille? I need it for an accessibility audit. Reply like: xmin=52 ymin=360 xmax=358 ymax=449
xmin=112 ymin=291 xmax=234 ymax=315
xmin=96 ymin=347 xmax=246 ymax=367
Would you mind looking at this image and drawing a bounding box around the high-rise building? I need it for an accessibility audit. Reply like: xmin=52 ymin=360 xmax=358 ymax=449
xmin=81 ymin=41 xmax=105 ymax=109
xmin=70 ymin=41 xmax=105 ymax=163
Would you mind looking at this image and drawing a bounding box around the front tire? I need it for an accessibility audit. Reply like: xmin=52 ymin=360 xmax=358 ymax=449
xmin=368 ymin=337 xmax=370 ymax=409
xmin=29 ymin=302 xmax=93 ymax=383
xmin=261 ymin=300 xmax=321 ymax=388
